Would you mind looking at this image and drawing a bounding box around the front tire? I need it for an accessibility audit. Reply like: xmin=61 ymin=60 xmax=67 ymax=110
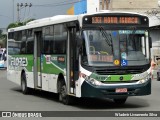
xmin=113 ymin=98 xmax=127 ymax=105
xmin=21 ymin=73 xmax=30 ymax=94
xmin=58 ymin=81 xmax=73 ymax=105
xmin=157 ymin=72 xmax=160 ymax=81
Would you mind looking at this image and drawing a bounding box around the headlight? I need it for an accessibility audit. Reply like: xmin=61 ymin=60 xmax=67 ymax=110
xmin=80 ymin=72 xmax=102 ymax=86
xmin=85 ymin=76 xmax=102 ymax=86
xmin=138 ymin=74 xmax=150 ymax=84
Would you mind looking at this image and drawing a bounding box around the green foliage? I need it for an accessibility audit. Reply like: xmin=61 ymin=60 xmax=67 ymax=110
xmin=0 ymin=34 xmax=6 ymax=39
xmin=5 ymin=18 xmax=35 ymax=47
xmin=7 ymin=22 xmax=22 ymax=30
xmin=0 ymin=30 xmax=2 ymax=35
xmin=7 ymin=19 xmax=35 ymax=30
xmin=0 ymin=30 xmax=7 ymax=48
xmin=23 ymin=18 xmax=36 ymax=25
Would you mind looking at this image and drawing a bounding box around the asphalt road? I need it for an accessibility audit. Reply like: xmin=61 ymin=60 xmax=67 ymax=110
xmin=0 ymin=69 xmax=159 ymax=119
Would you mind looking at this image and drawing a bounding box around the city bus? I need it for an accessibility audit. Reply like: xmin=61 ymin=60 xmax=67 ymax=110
xmin=0 ymin=48 xmax=7 ymax=68
xmin=7 ymin=11 xmax=152 ymax=105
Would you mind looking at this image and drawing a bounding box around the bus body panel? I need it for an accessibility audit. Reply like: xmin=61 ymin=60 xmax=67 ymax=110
xmin=81 ymin=79 xmax=151 ymax=99
xmin=7 ymin=70 xmax=21 ymax=85
xmin=41 ymin=73 xmax=59 ymax=93
xmin=26 ymin=72 xmax=34 ymax=88
xmin=77 ymin=65 xmax=151 ymax=98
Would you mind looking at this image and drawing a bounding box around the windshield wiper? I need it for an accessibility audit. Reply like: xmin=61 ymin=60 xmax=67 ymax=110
xmin=99 ymin=26 xmax=113 ymax=46
xmin=99 ymin=26 xmax=113 ymax=54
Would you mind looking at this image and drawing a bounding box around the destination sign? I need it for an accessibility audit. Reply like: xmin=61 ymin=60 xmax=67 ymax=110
xmin=82 ymin=15 xmax=147 ymax=25
xmin=91 ymin=16 xmax=139 ymax=24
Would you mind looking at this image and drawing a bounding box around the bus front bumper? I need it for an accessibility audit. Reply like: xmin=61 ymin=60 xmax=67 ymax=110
xmin=81 ymin=78 xmax=151 ymax=99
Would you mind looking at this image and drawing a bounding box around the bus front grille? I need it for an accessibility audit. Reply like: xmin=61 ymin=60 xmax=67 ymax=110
xmin=101 ymin=80 xmax=139 ymax=84
xmin=94 ymin=69 xmax=145 ymax=75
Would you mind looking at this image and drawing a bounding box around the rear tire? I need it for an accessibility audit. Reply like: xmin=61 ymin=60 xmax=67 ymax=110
xmin=21 ymin=73 xmax=30 ymax=94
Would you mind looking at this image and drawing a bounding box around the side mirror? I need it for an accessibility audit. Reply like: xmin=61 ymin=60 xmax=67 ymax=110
xmin=76 ymin=36 xmax=82 ymax=47
xmin=149 ymin=37 xmax=152 ymax=48
xmin=4 ymin=57 xmax=7 ymax=61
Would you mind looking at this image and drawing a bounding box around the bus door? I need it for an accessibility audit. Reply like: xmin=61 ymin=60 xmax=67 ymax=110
xmin=34 ymin=31 xmax=42 ymax=88
xmin=67 ymin=27 xmax=78 ymax=95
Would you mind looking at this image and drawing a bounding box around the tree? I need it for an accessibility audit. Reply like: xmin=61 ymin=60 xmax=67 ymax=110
xmin=5 ymin=19 xmax=35 ymax=47
xmin=23 ymin=18 xmax=35 ymax=25
xmin=7 ymin=22 xmax=23 ymax=30
xmin=0 ymin=29 xmax=7 ymax=48
xmin=7 ymin=18 xmax=35 ymax=30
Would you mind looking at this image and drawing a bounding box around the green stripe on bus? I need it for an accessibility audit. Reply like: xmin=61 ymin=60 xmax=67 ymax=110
xmin=90 ymin=73 xmax=132 ymax=82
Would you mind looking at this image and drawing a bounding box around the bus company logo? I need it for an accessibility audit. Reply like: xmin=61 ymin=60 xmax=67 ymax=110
xmin=1 ymin=112 xmax=42 ymax=118
xmin=2 ymin=112 xmax=11 ymax=117
xmin=10 ymin=57 xmax=28 ymax=67
xmin=119 ymin=76 xmax=124 ymax=81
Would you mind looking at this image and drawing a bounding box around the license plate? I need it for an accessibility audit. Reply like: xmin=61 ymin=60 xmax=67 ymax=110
xmin=116 ymin=88 xmax=127 ymax=93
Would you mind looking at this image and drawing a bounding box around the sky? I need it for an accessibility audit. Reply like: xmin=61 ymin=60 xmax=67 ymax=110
xmin=0 ymin=0 xmax=79 ymax=28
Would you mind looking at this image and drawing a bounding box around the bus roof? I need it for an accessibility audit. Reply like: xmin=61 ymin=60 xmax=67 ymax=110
xmin=8 ymin=10 xmax=148 ymax=32
xmin=8 ymin=15 xmax=79 ymax=32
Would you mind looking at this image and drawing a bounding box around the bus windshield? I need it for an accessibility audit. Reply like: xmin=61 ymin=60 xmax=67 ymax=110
xmin=82 ymin=29 xmax=150 ymax=67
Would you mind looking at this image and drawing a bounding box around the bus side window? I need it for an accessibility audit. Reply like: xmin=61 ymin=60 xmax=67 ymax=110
xmin=54 ymin=24 xmax=67 ymax=54
xmin=42 ymin=26 xmax=54 ymax=54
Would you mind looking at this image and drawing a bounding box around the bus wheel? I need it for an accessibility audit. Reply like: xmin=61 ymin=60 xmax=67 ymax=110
xmin=59 ymin=81 xmax=72 ymax=105
xmin=113 ymin=98 xmax=127 ymax=105
xmin=21 ymin=73 xmax=29 ymax=94
xmin=157 ymin=73 xmax=160 ymax=81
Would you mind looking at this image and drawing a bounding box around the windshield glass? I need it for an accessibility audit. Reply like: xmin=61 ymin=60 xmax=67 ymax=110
xmin=82 ymin=30 xmax=150 ymax=67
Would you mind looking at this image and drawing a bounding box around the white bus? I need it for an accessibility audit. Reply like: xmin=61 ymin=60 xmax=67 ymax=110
xmin=0 ymin=48 xmax=7 ymax=68
xmin=7 ymin=11 xmax=152 ymax=105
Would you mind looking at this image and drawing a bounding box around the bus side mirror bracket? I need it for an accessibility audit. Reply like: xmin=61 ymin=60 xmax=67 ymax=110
xmin=76 ymin=34 xmax=82 ymax=54
xmin=76 ymin=36 xmax=82 ymax=48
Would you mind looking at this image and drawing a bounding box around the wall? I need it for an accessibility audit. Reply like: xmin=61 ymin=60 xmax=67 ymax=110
xmin=87 ymin=0 xmax=99 ymax=13
xmin=67 ymin=0 xmax=87 ymax=15
xmin=110 ymin=0 xmax=158 ymax=10
xmin=67 ymin=0 xmax=99 ymax=15
xmin=150 ymin=29 xmax=160 ymax=59
xmin=67 ymin=6 xmax=74 ymax=15
xmin=74 ymin=0 xmax=87 ymax=15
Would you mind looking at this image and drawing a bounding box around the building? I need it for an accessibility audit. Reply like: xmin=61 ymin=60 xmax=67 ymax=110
xmin=103 ymin=0 xmax=158 ymax=12
xmin=67 ymin=0 xmax=99 ymax=15
xmin=67 ymin=0 xmax=87 ymax=15
xmin=67 ymin=0 xmax=158 ymax=14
